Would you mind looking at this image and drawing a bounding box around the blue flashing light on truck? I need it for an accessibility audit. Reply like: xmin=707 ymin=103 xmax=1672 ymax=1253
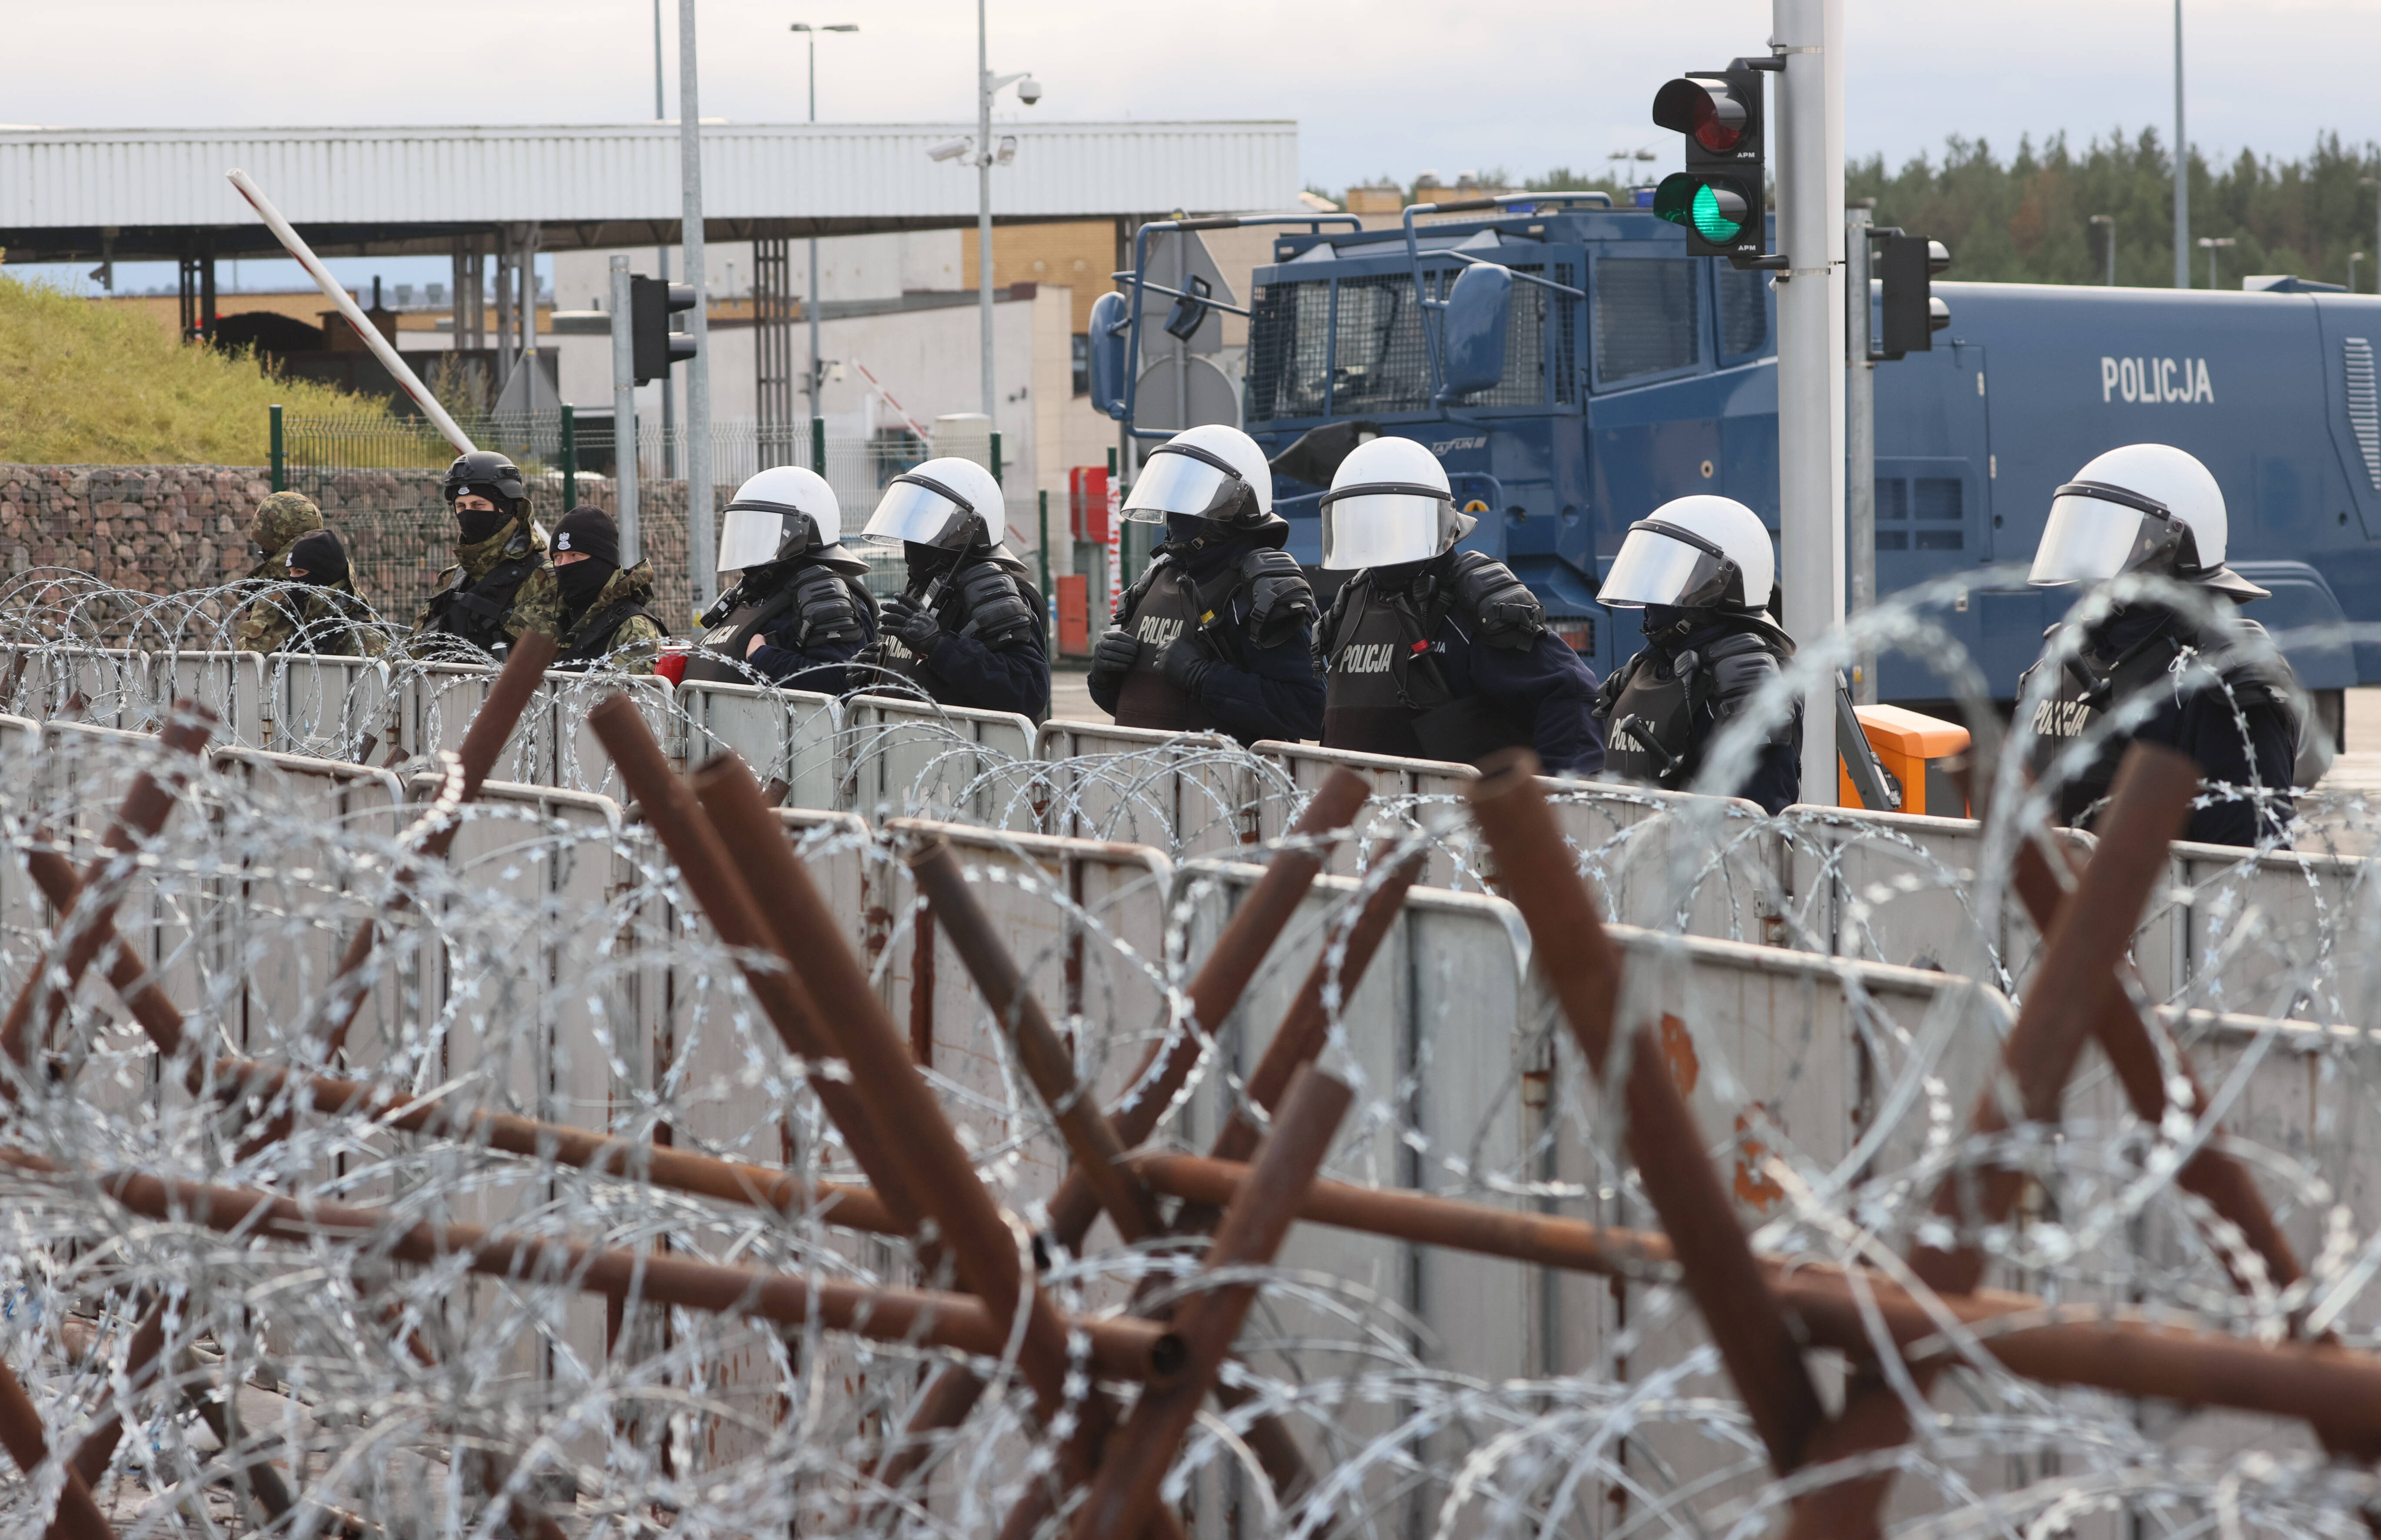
xmin=1090 ymin=200 xmax=2381 ymax=730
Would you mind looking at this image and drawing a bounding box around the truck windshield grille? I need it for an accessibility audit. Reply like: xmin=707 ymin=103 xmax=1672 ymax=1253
xmin=1595 ymin=258 xmax=1699 ymax=384
xmin=1245 ymin=264 xmax=1578 ymax=422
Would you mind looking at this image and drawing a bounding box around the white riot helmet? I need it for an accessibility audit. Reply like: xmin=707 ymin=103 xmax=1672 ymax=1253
xmin=1122 ymin=423 xmax=1278 ymax=530
xmin=1599 ymin=495 xmax=1775 ymax=612
xmin=2028 ymin=442 xmax=2266 ymax=598
xmin=1318 ymin=436 xmax=1474 ymax=569
xmin=716 ymin=465 xmax=852 ymax=581
xmin=861 ymin=456 xmax=1004 ymax=552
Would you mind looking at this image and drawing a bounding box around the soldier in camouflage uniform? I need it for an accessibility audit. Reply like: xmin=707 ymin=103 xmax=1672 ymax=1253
xmin=276 ymin=529 xmax=385 ymax=657
xmin=551 ymin=507 xmax=665 ymax=673
xmin=409 ymin=451 xmax=561 ymax=657
xmin=233 ymin=491 xmax=329 ymax=653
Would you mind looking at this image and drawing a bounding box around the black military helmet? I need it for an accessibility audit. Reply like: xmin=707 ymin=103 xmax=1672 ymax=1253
xmin=442 ymin=450 xmax=527 ymax=508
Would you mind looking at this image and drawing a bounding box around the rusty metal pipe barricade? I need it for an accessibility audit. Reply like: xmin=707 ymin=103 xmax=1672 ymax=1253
xmin=904 ymin=833 xmax=1166 ymax=1242
xmin=1040 ymin=767 xmax=1372 ymax=1252
xmin=0 ymin=1349 xmax=117 ymax=1540
xmin=311 ymin=629 xmax=558 ymax=1065
xmin=1466 ymin=747 xmax=1826 ymax=1475
xmin=688 ymin=750 xmax=1156 ymax=1515
xmin=0 ymin=1150 xmax=1180 ymax=1386
xmin=1070 ymin=1066 xmax=1354 ymax=1540
xmin=0 ymin=701 xmax=214 ymax=1074
xmin=1786 ymin=742 xmax=2203 ymax=1540
xmin=587 ymin=695 xmax=937 ymax=1238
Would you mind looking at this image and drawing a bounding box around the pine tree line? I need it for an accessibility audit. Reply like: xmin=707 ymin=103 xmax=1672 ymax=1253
xmin=1370 ymin=133 xmax=2381 ymax=290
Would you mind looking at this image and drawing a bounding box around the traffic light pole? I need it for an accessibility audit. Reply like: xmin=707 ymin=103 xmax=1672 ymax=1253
xmin=1845 ymin=201 xmax=1875 ymax=705
xmin=679 ymin=0 xmax=717 ymax=612
xmin=610 ymin=256 xmax=641 ymax=566
xmin=1771 ymin=0 xmax=1846 ymax=803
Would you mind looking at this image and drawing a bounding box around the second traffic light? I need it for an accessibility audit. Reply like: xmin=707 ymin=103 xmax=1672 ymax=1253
xmin=1650 ymin=63 xmax=1768 ymax=260
xmin=630 ymin=275 xmax=698 ymax=385
xmin=1874 ymin=232 xmax=1952 ymax=359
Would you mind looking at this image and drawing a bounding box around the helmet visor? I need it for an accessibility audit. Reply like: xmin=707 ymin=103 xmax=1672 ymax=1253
xmin=2029 ymin=482 xmax=2182 ymax=586
xmin=717 ymin=502 xmax=818 ymax=575
xmin=1122 ymin=444 xmax=1247 ymax=524
xmin=1598 ymin=522 xmax=1733 ymax=608
xmin=1318 ymin=487 xmax=1450 ymax=569
xmin=861 ymin=474 xmax=982 ymax=549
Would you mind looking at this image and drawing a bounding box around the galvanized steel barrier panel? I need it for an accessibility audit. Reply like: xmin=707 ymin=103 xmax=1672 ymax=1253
xmin=1250 ymin=739 xmax=1482 ymax=889
xmin=843 ymin=694 xmax=1036 ymax=822
xmin=1029 ymin=718 xmax=1257 ymax=855
xmin=150 ymin=649 xmax=272 ymax=748
xmin=268 ymin=652 xmax=399 ymax=764
xmin=1532 ymin=777 xmax=1785 ymax=944
xmin=0 ymin=644 xmax=150 ymax=729
xmin=399 ymin=661 xmax=549 ymax=783
xmin=677 ymin=680 xmax=844 ymax=811
xmin=2136 ymin=840 xmax=2381 ymax=1023
xmin=1781 ymin=802 xmax=2096 ymax=988
xmin=545 ymin=667 xmax=677 ymax=801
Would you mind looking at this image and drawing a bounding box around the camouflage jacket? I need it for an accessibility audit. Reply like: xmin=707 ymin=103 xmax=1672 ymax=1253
xmin=557 ymin=559 xmax=666 ymax=674
xmin=409 ymin=515 xmax=561 ymax=654
xmin=238 ymin=576 xmax=385 ymax=656
xmin=231 ymin=492 xmax=328 ymax=652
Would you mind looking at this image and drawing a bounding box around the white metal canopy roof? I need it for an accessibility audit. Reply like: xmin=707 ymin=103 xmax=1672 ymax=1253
xmin=0 ymin=120 xmax=1300 ymax=261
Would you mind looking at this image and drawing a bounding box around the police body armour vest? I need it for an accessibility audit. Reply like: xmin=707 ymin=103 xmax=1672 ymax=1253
xmin=682 ymin=583 xmax=803 ymax=685
xmin=2022 ymin=622 xmax=2199 ymax=821
xmin=1113 ymin=566 xmax=1220 ymax=732
xmin=1601 ymin=649 xmax=1702 ymax=788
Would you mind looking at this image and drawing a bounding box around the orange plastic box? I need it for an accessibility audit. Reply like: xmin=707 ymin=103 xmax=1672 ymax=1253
xmin=1838 ymin=703 xmax=1972 ymax=817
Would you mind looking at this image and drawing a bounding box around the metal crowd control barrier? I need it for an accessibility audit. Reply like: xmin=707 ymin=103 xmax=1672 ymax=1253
xmin=1781 ymin=801 xmax=2096 ymax=989
xmin=401 ymin=662 xmax=550 ymax=785
xmin=150 ymin=650 xmax=272 ymax=749
xmin=547 ymin=668 xmax=676 ymax=803
xmin=266 ymin=653 xmax=399 ymax=764
xmin=677 ymin=680 xmax=843 ymax=811
xmin=1030 ymin=719 xmax=1257 ymax=855
xmin=1530 ymin=777 xmax=1786 ymax=944
xmin=0 ymin=644 xmax=151 ymax=729
xmin=1249 ymin=738 xmax=1482 ymax=888
xmin=880 ymin=816 xmax=1176 ymax=1208
xmin=842 ymin=694 xmax=1036 ymax=823
xmin=2136 ymin=839 xmax=2381 ymax=1022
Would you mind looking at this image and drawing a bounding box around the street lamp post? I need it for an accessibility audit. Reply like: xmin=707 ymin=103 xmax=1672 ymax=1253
xmin=945 ymin=0 xmax=1040 ymax=419
xmin=2196 ymin=235 xmax=2236 ymax=291
xmin=2089 ymin=214 xmax=2116 ymax=285
xmin=789 ymin=23 xmax=858 ymax=427
xmin=2173 ymin=0 xmax=2189 ymax=288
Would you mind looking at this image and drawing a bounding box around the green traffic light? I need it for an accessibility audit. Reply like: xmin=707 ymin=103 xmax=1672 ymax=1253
xmin=1653 ymin=173 xmax=1749 ymax=245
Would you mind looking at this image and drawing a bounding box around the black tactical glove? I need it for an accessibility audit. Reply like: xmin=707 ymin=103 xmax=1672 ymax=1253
xmin=1158 ymin=633 xmax=1213 ymax=697
xmin=1089 ymin=626 xmax=1140 ymax=686
xmin=881 ymin=593 xmax=945 ymax=656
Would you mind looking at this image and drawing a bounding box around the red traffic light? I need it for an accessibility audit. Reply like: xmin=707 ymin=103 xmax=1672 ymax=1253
xmin=1652 ymin=76 xmax=1748 ymax=153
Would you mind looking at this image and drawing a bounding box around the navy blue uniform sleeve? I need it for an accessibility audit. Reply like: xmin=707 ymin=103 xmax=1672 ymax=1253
xmin=923 ymin=624 xmax=1051 ymax=719
xmin=1192 ymin=607 xmax=1325 ymax=744
xmin=1706 ymin=646 xmax=1802 ymax=814
xmin=750 ymin=606 xmax=876 ymax=695
xmin=1462 ymin=627 xmax=1606 ymax=776
xmin=2177 ymin=693 xmax=2297 ymax=847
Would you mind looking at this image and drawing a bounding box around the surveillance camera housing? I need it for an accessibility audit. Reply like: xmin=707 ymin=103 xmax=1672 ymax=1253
xmin=1016 ymin=77 xmax=1043 ymax=105
xmin=926 ymin=137 xmax=972 ymax=162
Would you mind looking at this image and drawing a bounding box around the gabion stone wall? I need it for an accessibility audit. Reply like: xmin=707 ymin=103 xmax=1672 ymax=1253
xmin=0 ymin=464 xmax=720 ymax=633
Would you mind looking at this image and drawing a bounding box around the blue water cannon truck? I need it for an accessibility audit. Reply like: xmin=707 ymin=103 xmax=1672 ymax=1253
xmin=1090 ymin=198 xmax=2381 ymax=736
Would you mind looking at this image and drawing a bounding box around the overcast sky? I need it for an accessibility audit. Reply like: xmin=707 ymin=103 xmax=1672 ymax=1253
xmin=10 ymin=0 xmax=2378 ymax=184
xmin=13 ymin=0 xmax=2381 ymax=296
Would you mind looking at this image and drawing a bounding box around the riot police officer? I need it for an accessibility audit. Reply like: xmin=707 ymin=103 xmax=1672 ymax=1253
xmin=412 ymin=451 xmax=560 ymax=655
xmin=551 ymin=507 xmax=666 ymax=673
xmin=1591 ymin=495 xmax=1800 ymax=813
xmin=1314 ymin=437 xmax=1603 ymax=773
xmin=855 ymin=456 xmax=1049 ymax=721
xmin=684 ymin=466 xmax=877 ymax=693
xmin=1087 ymin=424 xmax=1323 ymax=744
xmin=2019 ymin=443 xmax=2301 ymax=847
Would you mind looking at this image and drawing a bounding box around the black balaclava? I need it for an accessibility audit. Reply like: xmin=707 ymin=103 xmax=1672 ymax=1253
xmin=1161 ymin=512 xmax=1247 ymax=583
xmin=455 ymin=490 xmax=513 ymax=546
xmin=557 ymin=557 xmax=611 ymax=613
xmin=286 ymin=530 xmax=349 ymax=588
xmin=904 ymin=540 xmax=960 ymax=590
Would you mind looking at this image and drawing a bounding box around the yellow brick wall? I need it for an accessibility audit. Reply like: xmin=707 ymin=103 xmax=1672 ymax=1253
xmin=959 ymin=221 xmax=1118 ymax=332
